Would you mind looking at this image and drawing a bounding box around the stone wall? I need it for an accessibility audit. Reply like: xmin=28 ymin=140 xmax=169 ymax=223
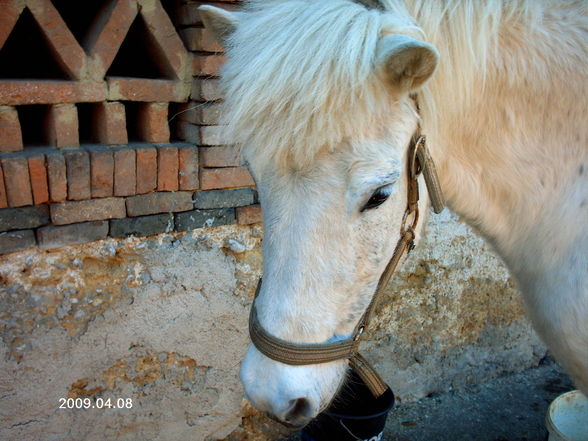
xmin=0 ymin=225 xmax=263 ymax=441
xmin=0 ymin=212 xmax=546 ymax=441
xmin=368 ymin=210 xmax=546 ymax=401
xmin=0 ymin=1 xmax=546 ymax=440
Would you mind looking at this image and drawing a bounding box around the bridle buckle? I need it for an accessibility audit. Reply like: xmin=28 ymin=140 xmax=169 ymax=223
xmin=354 ymin=326 xmax=365 ymax=341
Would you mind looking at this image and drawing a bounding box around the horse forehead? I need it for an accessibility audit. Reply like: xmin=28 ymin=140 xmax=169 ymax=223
xmin=250 ymin=146 xmax=345 ymax=180
xmin=252 ymin=140 xmax=404 ymax=194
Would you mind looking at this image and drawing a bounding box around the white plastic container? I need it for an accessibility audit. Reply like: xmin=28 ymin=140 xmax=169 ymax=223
xmin=546 ymin=390 xmax=588 ymax=441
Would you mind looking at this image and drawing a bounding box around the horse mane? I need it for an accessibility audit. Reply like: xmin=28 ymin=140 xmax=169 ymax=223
xmin=220 ymin=0 xmax=539 ymax=170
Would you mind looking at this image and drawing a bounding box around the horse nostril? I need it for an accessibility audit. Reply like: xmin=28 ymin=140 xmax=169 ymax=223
xmin=284 ymin=397 xmax=312 ymax=424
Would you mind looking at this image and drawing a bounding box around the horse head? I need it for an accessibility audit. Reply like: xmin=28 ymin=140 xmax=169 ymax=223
xmin=200 ymin=1 xmax=439 ymax=427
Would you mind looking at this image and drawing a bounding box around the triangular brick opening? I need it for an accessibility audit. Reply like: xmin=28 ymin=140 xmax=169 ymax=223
xmin=0 ymin=8 xmax=71 ymax=79
xmin=51 ymin=0 xmax=113 ymax=50
xmin=106 ymin=15 xmax=175 ymax=80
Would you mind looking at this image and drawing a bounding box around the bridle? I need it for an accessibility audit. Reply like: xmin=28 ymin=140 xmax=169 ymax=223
xmin=248 ymin=112 xmax=445 ymax=398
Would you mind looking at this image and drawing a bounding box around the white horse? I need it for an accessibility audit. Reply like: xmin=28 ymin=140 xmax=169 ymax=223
xmin=200 ymin=0 xmax=588 ymax=427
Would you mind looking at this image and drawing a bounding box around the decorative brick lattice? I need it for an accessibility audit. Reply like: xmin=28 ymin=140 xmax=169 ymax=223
xmin=0 ymin=0 xmax=257 ymax=256
xmin=0 ymin=0 xmax=192 ymax=150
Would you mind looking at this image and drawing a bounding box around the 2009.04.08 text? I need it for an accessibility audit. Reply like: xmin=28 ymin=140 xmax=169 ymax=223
xmin=58 ymin=398 xmax=133 ymax=409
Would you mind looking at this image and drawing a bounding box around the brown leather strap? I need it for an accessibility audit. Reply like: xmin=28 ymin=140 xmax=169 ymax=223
xmin=353 ymin=228 xmax=415 ymax=336
xmin=349 ymin=353 xmax=388 ymax=397
xmin=249 ymin=226 xmax=415 ymax=392
xmin=249 ymin=302 xmax=361 ymax=365
xmin=416 ymin=138 xmax=445 ymax=213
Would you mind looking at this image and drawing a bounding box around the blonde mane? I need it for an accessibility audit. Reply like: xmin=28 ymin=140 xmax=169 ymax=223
xmin=220 ymin=0 xmax=540 ymax=169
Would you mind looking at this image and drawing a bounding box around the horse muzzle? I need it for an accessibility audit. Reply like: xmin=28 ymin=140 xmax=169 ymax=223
xmin=240 ymin=344 xmax=343 ymax=427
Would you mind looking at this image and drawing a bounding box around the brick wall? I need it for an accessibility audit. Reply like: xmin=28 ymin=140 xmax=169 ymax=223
xmin=0 ymin=0 xmax=260 ymax=255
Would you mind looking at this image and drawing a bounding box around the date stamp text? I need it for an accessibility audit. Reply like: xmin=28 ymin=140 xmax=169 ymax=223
xmin=58 ymin=397 xmax=133 ymax=410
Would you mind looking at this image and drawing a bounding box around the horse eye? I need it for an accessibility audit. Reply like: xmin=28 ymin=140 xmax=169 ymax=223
xmin=361 ymin=185 xmax=393 ymax=212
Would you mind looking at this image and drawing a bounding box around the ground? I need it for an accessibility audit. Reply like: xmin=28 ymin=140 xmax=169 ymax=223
xmin=282 ymin=357 xmax=575 ymax=441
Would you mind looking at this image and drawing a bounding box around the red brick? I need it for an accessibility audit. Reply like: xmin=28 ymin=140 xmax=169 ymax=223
xmin=107 ymin=78 xmax=190 ymax=103
xmin=199 ymin=102 xmax=223 ymax=124
xmin=237 ymin=204 xmax=262 ymax=225
xmin=27 ymin=154 xmax=49 ymax=205
xmin=64 ymin=151 xmax=91 ymax=200
xmin=0 ymin=206 xmax=49 ymax=233
xmin=175 ymin=103 xmax=199 ymax=124
xmin=175 ymin=207 xmax=235 ymax=231
xmin=193 ymin=188 xmax=254 ymax=209
xmin=0 ymin=81 xmax=106 ymax=106
xmin=0 ymin=1 xmax=24 ymax=49
xmin=27 ymin=0 xmax=87 ymax=79
xmin=0 ymin=230 xmax=36 ymax=255
xmin=137 ymin=103 xmax=170 ymax=143
xmin=200 ymin=125 xmax=228 ymax=146
xmin=178 ymin=147 xmax=199 ymax=191
xmin=175 ymin=122 xmax=200 ymax=144
xmin=87 ymin=0 xmax=138 ymax=79
xmin=37 ymin=221 xmax=109 ymax=250
xmin=191 ymin=79 xmax=223 ymax=101
xmin=1 ymin=156 xmax=33 ymax=207
xmin=178 ymin=102 xmax=222 ymax=125
xmin=200 ymin=167 xmax=255 ymax=190
xmin=89 ymin=148 xmax=114 ymax=198
xmin=94 ymin=102 xmax=128 ymax=145
xmin=140 ymin=0 xmax=190 ymax=80
xmin=136 ymin=147 xmax=157 ymax=194
xmin=200 ymin=146 xmax=242 ymax=168
xmin=193 ymin=54 xmax=227 ymax=76
xmin=46 ymin=104 xmax=80 ymax=149
xmin=157 ymin=146 xmax=179 ymax=191
xmin=0 ymin=163 xmax=8 ymax=208
xmin=114 ymin=148 xmax=136 ymax=196
xmin=50 ymin=198 xmax=126 ymax=225
xmin=126 ymin=192 xmax=193 ymax=217
xmin=0 ymin=106 xmax=23 ymax=153
xmin=110 ymin=213 xmax=174 ymax=238
xmin=175 ymin=4 xmax=203 ymax=26
xmin=181 ymin=27 xmax=223 ymax=52
xmin=46 ymin=152 xmax=67 ymax=202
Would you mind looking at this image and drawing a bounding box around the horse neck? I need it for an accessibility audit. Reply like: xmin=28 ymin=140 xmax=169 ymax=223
xmin=415 ymin=1 xmax=588 ymax=264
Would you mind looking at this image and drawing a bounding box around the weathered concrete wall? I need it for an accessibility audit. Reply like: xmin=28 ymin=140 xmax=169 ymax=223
xmin=367 ymin=210 xmax=546 ymax=401
xmin=0 ymin=212 xmax=546 ymax=441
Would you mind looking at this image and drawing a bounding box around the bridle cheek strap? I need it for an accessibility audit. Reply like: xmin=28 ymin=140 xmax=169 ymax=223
xmin=248 ymin=133 xmax=444 ymax=398
xmin=249 ymin=227 xmax=415 ymax=397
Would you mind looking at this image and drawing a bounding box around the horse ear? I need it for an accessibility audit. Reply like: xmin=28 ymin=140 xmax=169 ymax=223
xmin=198 ymin=6 xmax=239 ymax=47
xmin=376 ymin=34 xmax=439 ymax=91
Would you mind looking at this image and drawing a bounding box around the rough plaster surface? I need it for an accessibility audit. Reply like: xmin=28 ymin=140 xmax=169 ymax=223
xmin=366 ymin=210 xmax=546 ymax=402
xmin=0 ymin=213 xmax=545 ymax=441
